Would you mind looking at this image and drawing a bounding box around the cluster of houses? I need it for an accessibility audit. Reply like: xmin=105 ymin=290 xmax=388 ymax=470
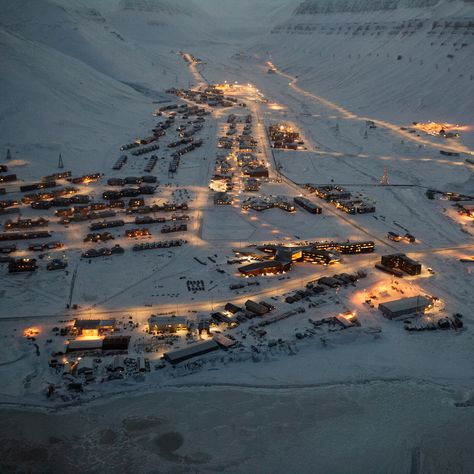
xmin=27 ymin=190 xmax=87 ymax=208
xmin=268 ymin=123 xmax=303 ymax=150
xmin=1 ymin=91 xmax=205 ymax=278
xmin=241 ymin=195 xmax=295 ymax=212
xmin=243 ymin=177 xmax=260 ymax=192
xmin=238 ymin=153 xmax=268 ymax=178
xmin=4 ymin=217 xmax=49 ymax=230
xmin=81 ymin=244 xmax=124 ymax=259
xmin=68 ymin=173 xmax=102 ymax=185
xmin=84 ymin=232 xmax=114 ymax=243
xmin=132 ymin=239 xmax=186 ymax=252
xmin=169 ymin=139 xmax=203 ymax=175
xmin=167 ymin=85 xmax=240 ymax=108
xmin=162 ymin=223 xmax=187 ymax=234
xmin=210 ymin=154 xmax=234 ymax=194
xmin=59 ymin=210 xmax=117 ymax=225
xmin=125 ymin=228 xmax=151 ymax=238
xmin=284 ymin=271 xmax=366 ymax=301
xmin=102 ymin=185 xmax=157 ymax=200
xmin=107 ymin=176 xmax=158 ymax=186
xmin=305 ymin=184 xmax=375 ymax=214
xmin=212 ymin=111 xmax=267 ymax=206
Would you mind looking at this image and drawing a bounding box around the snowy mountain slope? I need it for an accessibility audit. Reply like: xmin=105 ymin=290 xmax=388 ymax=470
xmin=0 ymin=0 xmax=215 ymax=176
xmin=295 ymin=0 xmax=441 ymax=14
xmin=197 ymin=0 xmax=296 ymax=38
xmin=118 ymin=0 xmax=203 ymax=15
xmin=0 ymin=27 xmax=152 ymax=176
xmin=253 ymin=0 xmax=474 ymax=134
xmin=0 ymin=0 xmax=205 ymax=87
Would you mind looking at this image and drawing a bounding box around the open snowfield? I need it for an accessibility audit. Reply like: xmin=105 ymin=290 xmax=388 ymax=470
xmin=0 ymin=0 xmax=473 ymax=472
xmin=1 ymin=383 xmax=474 ymax=474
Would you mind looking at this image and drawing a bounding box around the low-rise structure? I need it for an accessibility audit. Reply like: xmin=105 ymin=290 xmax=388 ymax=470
xmin=293 ymin=196 xmax=322 ymax=214
xmin=8 ymin=258 xmax=37 ymax=273
xmin=378 ymin=296 xmax=433 ymax=319
xmin=148 ymin=315 xmax=188 ymax=333
xmin=164 ymin=340 xmax=220 ymax=365
xmin=238 ymin=260 xmax=291 ymax=276
xmin=380 ymin=254 xmax=422 ymax=276
xmin=245 ymin=300 xmax=270 ymax=315
xmin=73 ymin=319 xmax=116 ymax=337
xmin=214 ymin=192 xmax=233 ymax=205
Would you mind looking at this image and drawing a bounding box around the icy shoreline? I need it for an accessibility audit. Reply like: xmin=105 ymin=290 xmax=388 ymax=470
xmin=1 ymin=379 xmax=473 ymax=473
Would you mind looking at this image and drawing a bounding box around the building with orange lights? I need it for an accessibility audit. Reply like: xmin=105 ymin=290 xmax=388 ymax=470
xmin=73 ymin=319 xmax=116 ymax=337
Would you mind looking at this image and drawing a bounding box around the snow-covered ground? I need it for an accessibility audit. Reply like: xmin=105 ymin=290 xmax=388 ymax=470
xmin=0 ymin=1 xmax=473 ymax=472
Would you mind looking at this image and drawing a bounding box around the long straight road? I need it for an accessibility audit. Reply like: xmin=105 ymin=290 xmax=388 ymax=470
xmin=266 ymin=60 xmax=474 ymax=157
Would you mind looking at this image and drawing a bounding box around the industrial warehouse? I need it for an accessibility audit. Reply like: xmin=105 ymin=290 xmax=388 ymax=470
xmin=164 ymin=340 xmax=220 ymax=365
xmin=378 ymin=296 xmax=433 ymax=319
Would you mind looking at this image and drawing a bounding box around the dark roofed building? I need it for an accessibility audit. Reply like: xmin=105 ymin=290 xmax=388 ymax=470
xmin=102 ymin=336 xmax=131 ymax=351
xmin=379 ymin=296 xmax=433 ymax=319
xmin=238 ymin=260 xmax=291 ymax=276
xmin=225 ymin=303 xmax=242 ymax=314
xmin=164 ymin=340 xmax=219 ymax=365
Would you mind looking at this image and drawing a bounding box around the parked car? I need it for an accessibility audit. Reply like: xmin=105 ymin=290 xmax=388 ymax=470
xmin=47 ymin=259 xmax=68 ymax=270
xmin=387 ymin=231 xmax=402 ymax=242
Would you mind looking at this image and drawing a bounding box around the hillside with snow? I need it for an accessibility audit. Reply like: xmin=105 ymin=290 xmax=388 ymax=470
xmin=0 ymin=0 xmax=214 ymax=174
xmin=253 ymin=0 xmax=474 ymax=142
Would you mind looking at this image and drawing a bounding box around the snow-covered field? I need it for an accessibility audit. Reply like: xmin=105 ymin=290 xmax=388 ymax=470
xmin=0 ymin=0 xmax=473 ymax=472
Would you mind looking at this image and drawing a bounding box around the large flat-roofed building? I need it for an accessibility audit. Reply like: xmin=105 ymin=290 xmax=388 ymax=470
xmin=73 ymin=319 xmax=116 ymax=337
xmin=66 ymin=338 xmax=104 ymax=352
xmin=148 ymin=316 xmax=188 ymax=333
xmin=164 ymin=340 xmax=220 ymax=365
xmin=379 ymin=296 xmax=433 ymax=319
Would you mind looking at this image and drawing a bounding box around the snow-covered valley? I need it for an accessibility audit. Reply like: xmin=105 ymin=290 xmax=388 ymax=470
xmin=0 ymin=1 xmax=473 ymax=472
